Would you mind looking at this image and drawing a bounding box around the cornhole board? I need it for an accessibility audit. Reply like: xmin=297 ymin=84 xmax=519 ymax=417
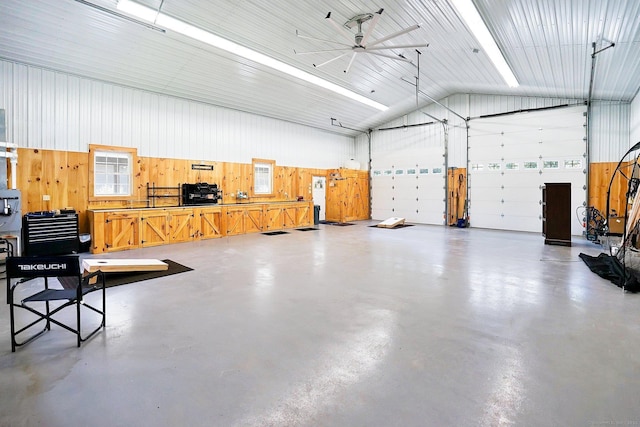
xmin=377 ymin=217 xmax=406 ymax=228
xmin=82 ymin=258 xmax=168 ymax=274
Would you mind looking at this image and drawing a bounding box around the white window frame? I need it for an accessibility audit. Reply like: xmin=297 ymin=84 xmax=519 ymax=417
xmin=89 ymin=144 xmax=137 ymax=201
xmin=252 ymin=158 xmax=275 ymax=197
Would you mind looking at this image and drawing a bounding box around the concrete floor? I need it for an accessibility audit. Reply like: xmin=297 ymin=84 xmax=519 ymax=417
xmin=1 ymin=221 xmax=639 ymax=427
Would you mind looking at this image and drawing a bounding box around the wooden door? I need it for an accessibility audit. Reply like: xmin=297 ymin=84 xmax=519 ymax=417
xmin=447 ymin=168 xmax=467 ymax=226
xmin=296 ymin=203 xmax=312 ymax=227
xmin=244 ymin=206 xmax=264 ymax=233
xmin=225 ymin=208 xmax=245 ymax=236
xmin=168 ymin=209 xmax=195 ymax=243
xmin=104 ymin=212 xmax=139 ymax=252
xmin=199 ymin=208 xmax=223 ymax=239
xmin=282 ymin=206 xmax=296 ymax=228
xmin=265 ymin=206 xmax=284 ymax=230
xmin=140 ymin=211 xmax=169 ymax=247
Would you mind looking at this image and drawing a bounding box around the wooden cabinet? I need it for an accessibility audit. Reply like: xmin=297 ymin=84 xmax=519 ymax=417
xmin=296 ymin=203 xmax=312 ymax=227
xmin=197 ymin=207 xmax=223 ymax=239
xmin=265 ymin=204 xmax=296 ymax=230
xmin=141 ymin=209 xmax=195 ymax=247
xmin=140 ymin=210 xmax=170 ymax=247
xmin=224 ymin=205 xmax=264 ymax=235
xmin=89 ymin=201 xmax=311 ymax=253
xmin=542 ymin=183 xmax=571 ymax=246
xmin=102 ymin=212 xmax=139 ymax=252
xmin=168 ymin=209 xmax=195 ymax=243
xmin=326 ymin=169 xmax=369 ymax=223
xmin=244 ymin=205 xmax=264 ymax=234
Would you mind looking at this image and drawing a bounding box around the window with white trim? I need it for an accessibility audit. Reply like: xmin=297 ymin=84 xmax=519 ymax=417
xmin=93 ymin=150 xmax=132 ymax=196
xmin=252 ymin=158 xmax=275 ymax=196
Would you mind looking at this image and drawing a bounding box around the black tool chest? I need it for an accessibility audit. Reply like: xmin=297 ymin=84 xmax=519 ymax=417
xmin=22 ymin=213 xmax=79 ymax=256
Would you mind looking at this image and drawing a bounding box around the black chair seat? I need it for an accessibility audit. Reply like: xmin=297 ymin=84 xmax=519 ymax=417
xmin=6 ymin=255 xmax=106 ymax=352
xmin=23 ymin=286 xmax=93 ymax=302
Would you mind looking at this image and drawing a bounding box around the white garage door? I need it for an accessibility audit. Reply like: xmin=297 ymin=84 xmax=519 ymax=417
xmin=467 ymin=105 xmax=587 ymax=234
xmin=371 ymin=126 xmax=446 ymax=225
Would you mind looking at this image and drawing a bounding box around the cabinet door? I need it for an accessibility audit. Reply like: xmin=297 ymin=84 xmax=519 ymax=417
xmin=104 ymin=213 xmax=139 ymax=252
xmin=244 ymin=207 xmax=264 ymax=233
xmin=141 ymin=211 xmax=169 ymax=247
xmin=265 ymin=206 xmax=284 ymax=230
xmin=199 ymin=208 xmax=223 ymax=239
xmin=296 ymin=203 xmax=312 ymax=227
xmin=282 ymin=206 xmax=296 ymax=228
xmin=225 ymin=208 xmax=245 ymax=236
xmin=168 ymin=210 xmax=195 ymax=243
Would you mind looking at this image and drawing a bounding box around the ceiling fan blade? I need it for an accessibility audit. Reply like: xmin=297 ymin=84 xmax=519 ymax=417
xmin=295 ymin=30 xmax=352 ymax=48
xmin=313 ymin=52 xmax=350 ymax=68
xmin=294 ymin=47 xmax=352 ymax=55
xmin=367 ymin=51 xmax=413 ymax=63
xmin=363 ymin=53 xmax=384 ymax=73
xmin=344 ymin=52 xmax=358 ymax=73
xmin=366 ymin=43 xmax=429 ymax=51
xmin=360 ymin=8 xmax=383 ymax=46
xmin=325 ymin=12 xmax=355 ymax=44
xmin=367 ymin=24 xmax=421 ymax=48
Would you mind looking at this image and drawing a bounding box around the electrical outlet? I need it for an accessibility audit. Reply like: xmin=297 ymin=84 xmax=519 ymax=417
xmin=42 ymin=195 xmax=51 ymax=201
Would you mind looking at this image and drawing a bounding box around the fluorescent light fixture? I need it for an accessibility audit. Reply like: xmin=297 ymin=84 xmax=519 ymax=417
xmin=450 ymin=0 xmax=519 ymax=87
xmin=116 ymin=0 xmax=388 ymax=111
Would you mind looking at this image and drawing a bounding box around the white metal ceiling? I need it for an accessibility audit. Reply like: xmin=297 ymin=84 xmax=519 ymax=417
xmin=0 ymin=0 xmax=639 ymax=136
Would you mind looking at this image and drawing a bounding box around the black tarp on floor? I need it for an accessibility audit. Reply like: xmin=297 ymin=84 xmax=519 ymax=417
xmin=579 ymin=252 xmax=640 ymax=292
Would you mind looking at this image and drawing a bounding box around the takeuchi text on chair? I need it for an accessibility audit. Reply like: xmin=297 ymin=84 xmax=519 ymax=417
xmin=6 ymin=255 xmax=106 ymax=352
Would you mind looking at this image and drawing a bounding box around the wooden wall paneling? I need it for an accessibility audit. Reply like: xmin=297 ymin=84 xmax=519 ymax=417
xmin=44 ymin=150 xmax=69 ymax=211
xmin=16 ymin=147 xmax=332 ymax=239
xmin=67 ymin=151 xmax=90 ymax=231
xmin=275 ymin=166 xmax=298 ymax=200
xmin=222 ymin=162 xmax=245 ymax=202
xmin=589 ymin=161 xmax=629 ymax=216
xmin=21 ymin=148 xmax=46 ymax=213
xmin=325 ymin=169 xmax=344 ymax=222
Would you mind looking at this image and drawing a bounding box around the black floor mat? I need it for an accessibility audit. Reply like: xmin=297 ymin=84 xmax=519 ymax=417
xmin=319 ymin=221 xmax=354 ymax=226
xmin=59 ymin=259 xmax=193 ymax=289
xmin=296 ymin=228 xmax=319 ymax=231
xmin=262 ymin=231 xmax=289 ymax=236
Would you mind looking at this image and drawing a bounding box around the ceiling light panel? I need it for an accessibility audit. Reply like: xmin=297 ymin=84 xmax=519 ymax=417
xmin=116 ymin=0 xmax=388 ymax=111
xmin=450 ymin=0 xmax=519 ymax=87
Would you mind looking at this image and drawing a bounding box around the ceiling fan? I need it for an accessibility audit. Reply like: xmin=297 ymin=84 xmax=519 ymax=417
xmin=294 ymin=9 xmax=428 ymax=73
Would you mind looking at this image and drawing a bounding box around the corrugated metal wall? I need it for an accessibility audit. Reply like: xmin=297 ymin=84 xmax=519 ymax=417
xmin=630 ymin=94 xmax=640 ymax=146
xmin=589 ymin=101 xmax=631 ymax=162
xmin=355 ymin=93 xmax=632 ymax=168
xmin=0 ymin=59 xmax=355 ymax=168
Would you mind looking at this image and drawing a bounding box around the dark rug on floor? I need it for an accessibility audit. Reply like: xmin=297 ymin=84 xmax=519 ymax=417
xmin=59 ymin=259 xmax=193 ymax=289
xmin=369 ymin=224 xmax=415 ymax=229
xmin=262 ymin=231 xmax=289 ymax=235
xmin=321 ymin=222 xmax=355 ymax=226
xmin=319 ymin=220 xmax=354 ymax=226
xmin=579 ymin=252 xmax=639 ymax=292
xmin=296 ymin=227 xmax=319 ymax=231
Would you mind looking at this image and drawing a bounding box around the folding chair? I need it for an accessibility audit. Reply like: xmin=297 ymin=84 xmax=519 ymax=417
xmin=0 ymin=238 xmax=14 ymax=302
xmin=6 ymin=255 xmax=106 ymax=352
